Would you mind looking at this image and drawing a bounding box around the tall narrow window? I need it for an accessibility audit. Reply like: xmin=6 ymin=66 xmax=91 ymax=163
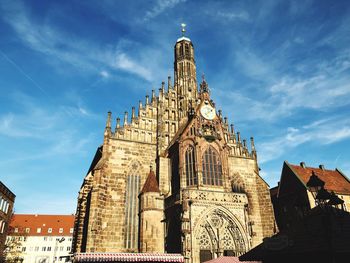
xmin=185 ymin=146 xmax=197 ymax=186
xmin=125 ymin=170 xmax=141 ymax=250
xmin=202 ymin=147 xmax=223 ymax=186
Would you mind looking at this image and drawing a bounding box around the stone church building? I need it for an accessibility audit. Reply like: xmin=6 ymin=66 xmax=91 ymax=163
xmin=72 ymin=30 xmax=275 ymax=263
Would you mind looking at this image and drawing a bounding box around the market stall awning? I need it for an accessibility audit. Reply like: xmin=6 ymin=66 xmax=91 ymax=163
xmin=74 ymin=252 xmax=184 ymax=263
xmin=204 ymin=256 xmax=261 ymax=263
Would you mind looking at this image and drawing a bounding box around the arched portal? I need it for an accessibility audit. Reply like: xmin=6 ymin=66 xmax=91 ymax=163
xmin=194 ymin=208 xmax=248 ymax=263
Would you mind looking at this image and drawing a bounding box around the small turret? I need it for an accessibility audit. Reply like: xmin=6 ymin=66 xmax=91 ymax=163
xmin=168 ymin=76 xmax=172 ymax=91
xmin=230 ymin=124 xmax=236 ymax=142
xmin=145 ymin=95 xmax=149 ymax=105
xmin=131 ymin=107 xmax=136 ymax=121
xmin=115 ymin=117 xmax=120 ymax=132
xmin=104 ymin=111 xmax=112 ymax=136
xmin=139 ymin=167 xmax=164 ymax=253
xmin=151 ymin=90 xmax=156 ymax=104
xmin=138 ymin=100 xmax=143 ymax=116
xmin=237 ymin=132 xmax=241 ymax=143
xmin=161 ymin=81 xmax=165 ymax=93
xmin=243 ymin=139 xmax=247 ymax=149
xmin=250 ymin=137 xmax=256 ymax=158
xmin=124 ymin=111 xmax=128 ymax=126
xmin=250 ymin=137 xmax=256 ymax=152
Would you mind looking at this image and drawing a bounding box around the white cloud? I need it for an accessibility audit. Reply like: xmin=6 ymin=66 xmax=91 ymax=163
xmin=216 ymin=11 xmax=250 ymax=22
xmin=143 ymin=0 xmax=186 ymax=21
xmin=114 ymin=52 xmax=152 ymax=81
xmin=100 ymin=70 xmax=110 ymax=79
xmin=258 ymin=117 xmax=350 ymax=164
xmin=0 ymin=1 xmax=158 ymax=82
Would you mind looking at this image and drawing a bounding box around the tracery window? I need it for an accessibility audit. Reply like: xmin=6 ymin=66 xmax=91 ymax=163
xmin=202 ymin=147 xmax=222 ymax=186
xmin=185 ymin=146 xmax=197 ymax=186
xmin=124 ymin=164 xmax=141 ymax=250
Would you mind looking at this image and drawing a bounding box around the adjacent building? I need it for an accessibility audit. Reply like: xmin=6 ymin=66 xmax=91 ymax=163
xmin=271 ymin=161 xmax=350 ymax=231
xmin=5 ymin=214 xmax=75 ymax=262
xmin=73 ymin=28 xmax=276 ymax=263
xmin=0 ymin=181 xmax=15 ymax=260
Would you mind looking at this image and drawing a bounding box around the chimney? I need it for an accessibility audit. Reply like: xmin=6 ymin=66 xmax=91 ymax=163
xmin=300 ymin=162 xmax=306 ymax=168
xmin=145 ymin=95 xmax=149 ymax=105
xmin=319 ymin=164 xmax=325 ymax=170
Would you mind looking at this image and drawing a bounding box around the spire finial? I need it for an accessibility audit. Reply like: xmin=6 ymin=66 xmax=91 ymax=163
xmin=181 ymin=23 xmax=186 ymax=36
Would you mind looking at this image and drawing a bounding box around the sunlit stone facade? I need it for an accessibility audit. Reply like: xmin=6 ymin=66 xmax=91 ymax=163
xmin=72 ymin=32 xmax=275 ymax=263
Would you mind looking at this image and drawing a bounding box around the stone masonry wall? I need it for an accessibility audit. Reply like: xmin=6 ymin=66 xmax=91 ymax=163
xmin=84 ymin=138 xmax=156 ymax=252
xmin=227 ymin=156 xmax=274 ymax=247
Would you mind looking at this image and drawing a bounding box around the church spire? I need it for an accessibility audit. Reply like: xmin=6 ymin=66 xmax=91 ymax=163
xmin=174 ymin=24 xmax=197 ymax=121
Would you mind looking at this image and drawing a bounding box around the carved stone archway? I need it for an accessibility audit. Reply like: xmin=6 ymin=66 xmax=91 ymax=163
xmin=194 ymin=208 xmax=248 ymax=263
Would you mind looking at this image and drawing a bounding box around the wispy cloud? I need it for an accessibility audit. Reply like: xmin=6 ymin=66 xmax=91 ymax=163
xmin=258 ymin=116 xmax=350 ymax=163
xmin=114 ymin=52 xmax=152 ymax=81
xmin=143 ymin=0 xmax=186 ymax=21
xmin=216 ymin=11 xmax=250 ymax=22
xmin=0 ymin=1 xmax=159 ymax=82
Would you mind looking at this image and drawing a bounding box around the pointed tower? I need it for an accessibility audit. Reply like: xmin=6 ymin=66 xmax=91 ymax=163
xmin=174 ymin=24 xmax=197 ymax=121
xmin=139 ymin=167 xmax=164 ymax=253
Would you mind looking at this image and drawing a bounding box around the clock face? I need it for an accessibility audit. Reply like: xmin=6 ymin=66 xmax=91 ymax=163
xmin=200 ymin=104 xmax=216 ymax=120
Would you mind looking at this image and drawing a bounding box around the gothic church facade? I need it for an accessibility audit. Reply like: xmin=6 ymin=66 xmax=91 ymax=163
xmin=72 ymin=32 xmax=275 ymax=263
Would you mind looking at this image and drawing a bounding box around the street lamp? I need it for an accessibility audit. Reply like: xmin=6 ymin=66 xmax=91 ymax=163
xmin=306 ymin=171 xmax=327 ymax=207
xmin=306 ymin=171 xmax=325 ymax=199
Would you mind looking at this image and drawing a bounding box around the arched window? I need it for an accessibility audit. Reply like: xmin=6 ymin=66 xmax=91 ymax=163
xmin=202 ymin=147 xmax=222 ymax=186
xmin=185 ymin=146 xmax=197 ymax=186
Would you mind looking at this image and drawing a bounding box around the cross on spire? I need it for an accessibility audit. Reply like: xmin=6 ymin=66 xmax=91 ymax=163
xmin=181 ymin=23 xmax=186 ymax=36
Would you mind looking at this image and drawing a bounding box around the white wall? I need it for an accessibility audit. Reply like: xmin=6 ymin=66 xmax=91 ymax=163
xmin=6 ymin=235 xmax=73 ymax=263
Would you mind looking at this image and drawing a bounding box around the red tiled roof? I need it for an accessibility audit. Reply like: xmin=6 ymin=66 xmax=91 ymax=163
xmin=289 ymin=164 xmax=350 ymax=194
xmin=204 ymin=256 xmax=261 ymax=263
xmin=9 ymin=214 xmax=75 ymax=236
xmin=141 ymin=170 xmax=160 ymax=193
xmin=74 ymin=253 xmax=184 ymax=262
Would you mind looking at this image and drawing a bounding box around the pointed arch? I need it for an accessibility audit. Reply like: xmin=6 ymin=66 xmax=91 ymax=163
xmin=202 ymin=146 xmax=222 ymax=186
xmin=194 ymin=206 xmax=249 ymax=259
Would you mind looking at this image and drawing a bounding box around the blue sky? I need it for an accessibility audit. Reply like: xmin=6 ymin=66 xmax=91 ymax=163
xmin=0 ymin=0 xmax=349 ymax=214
